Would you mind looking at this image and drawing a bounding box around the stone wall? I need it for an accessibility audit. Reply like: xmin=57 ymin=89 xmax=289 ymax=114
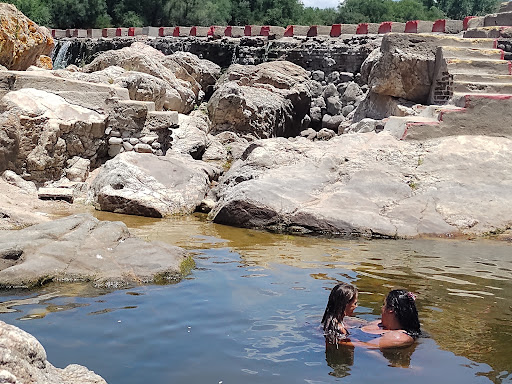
xmin=52 ymin=35 xmax=381 ymax=76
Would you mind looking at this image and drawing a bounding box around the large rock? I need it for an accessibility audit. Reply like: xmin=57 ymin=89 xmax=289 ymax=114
xmin=210 ymin=133 xmax=512 ymax=238
xmin=90 ymin=151 xmax=221 ymax=217
xmin=0 ymin=69 xmax=130 ymax=111
xmin=361 ymin=33 xmax=440 ymax=106
xmin=207 ymin=61 xmax=312 ymax=139
xmin=163 ymin=51 xmax=221 ymax=97
xmin=0 ymin=4 xmax=54 ymax=70
xmin=0 ymin=88 xmax=107 ymax=182
xmin=0 ymin=320 xmax=107 ymax=383
xmin=353 ymin=92 xmax=418 ymax=121
xmin=171 ymin=114 xmax=210 ymax=159
xmin=54 ymin=65 xmax=169 ymax=111
xmin=83 ymin=43 xmax=220 ymax=113
xmin=0 ymin=213 xmax=189 ymax=288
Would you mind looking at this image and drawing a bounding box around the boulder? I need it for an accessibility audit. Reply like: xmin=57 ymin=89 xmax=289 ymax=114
xmin=1 ymin=170 xmax=37 ymax=194
xmin=212 ymin=131 xmax=250 ymax=161
xmin=353 ymin=92 xmax=418 ymax=121
xmin=0 ymin=320 xmax=107 ymax=384
xmin=316 ymin=128 xmax=336 ymax=140
xmin=210 ymin=134 xmax=512 ymax=238
xmin=342 ymin=82 xmax=364 ymax=105
xmin=90 ymin=151 xmax=221 ymax=217
xmin=171 ymin=114 xmax=210 ymax=159
xmin=322 ymin=114 xmax=345 ymax=131
xmin=65 ymin=156 xmax=90 ymax=182
xmin=207 ymin=61 xmax=312 ymax=139
xmin=0 ymin=88 xmax=107 ymax=182
xmin=0 ymin=213 xmax=189 ymax=288
xmin=55 ymin=66 xmax=171 ymax=112
xmin=202 ymin=135 xmax=229 ymax=162
xmin=344 ymin=118 xmax=385 ymax=134
xmin=83 ymin=43 xmax=218 ymax=114
xmin=0 ymin=4 xmax=54 ymax=70
xmin=362 ymin=33 xmax=439 ymax=105
xmin=35 ymin=55 xmax=53 ymax=70
xmin=162 ymin=51 xmax=221 ymax=96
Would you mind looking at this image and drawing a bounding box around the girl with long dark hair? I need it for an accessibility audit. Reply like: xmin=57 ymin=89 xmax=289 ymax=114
xmin=321 ymin=282 xmax=358 ymax=344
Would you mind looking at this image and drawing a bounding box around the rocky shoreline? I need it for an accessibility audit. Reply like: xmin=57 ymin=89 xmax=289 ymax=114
xmin=2 ymin=3 xmax=512 ymax=381
xmin=1 ymin=3 xmax=512 ymax=242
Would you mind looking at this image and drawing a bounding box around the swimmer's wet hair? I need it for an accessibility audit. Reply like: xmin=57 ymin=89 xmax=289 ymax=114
xmin=385 ymin=289 xmax=421 ymax=338
xmin=322 ymin=282 xmax=358 ymax=344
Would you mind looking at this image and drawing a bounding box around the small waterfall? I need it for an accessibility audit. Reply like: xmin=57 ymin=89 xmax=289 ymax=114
xmin=262 ymin=41 xmax=273 ymax=63
xmin=231 ymin=44 xmax=239 ymax=65
xmin=52 ymin=41 xmax=72 ymax=69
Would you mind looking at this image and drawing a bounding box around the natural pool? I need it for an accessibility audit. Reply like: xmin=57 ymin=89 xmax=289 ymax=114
xmin=0 ymin=213 xmax=511 ymax=383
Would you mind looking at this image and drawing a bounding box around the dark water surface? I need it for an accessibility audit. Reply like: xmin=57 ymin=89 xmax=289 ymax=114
xmin=1 ymin=213 xmax=511 ymax=383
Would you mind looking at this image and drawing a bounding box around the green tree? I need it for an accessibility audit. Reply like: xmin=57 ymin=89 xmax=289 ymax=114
xmin=337 ymin=0 xmax=394 ymax=23
xmin=423 ymin=0 xmax=499 ymax=19
xmin=50 ymin=0 xmax=110 ymax=28
xmin=298 ymin=7 xmax=337 ymax=26
xmin=391 ymin=0 xmax=428 ymax=22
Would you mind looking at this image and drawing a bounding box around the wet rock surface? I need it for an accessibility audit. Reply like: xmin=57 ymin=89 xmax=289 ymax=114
xmin=0 ymin=213 xmax=189 ymax=289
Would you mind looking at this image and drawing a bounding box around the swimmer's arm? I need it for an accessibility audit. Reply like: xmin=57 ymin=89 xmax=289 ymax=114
xmin=341 ymin=331 xmax=414 ymax=349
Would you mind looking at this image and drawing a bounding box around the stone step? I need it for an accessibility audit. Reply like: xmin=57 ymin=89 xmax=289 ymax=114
xmin=446 ymin=58 xmax=512 ymax=75
xmin=464 ymin=26 xmax=512 ymax=38
xmin=144 ymin=110 xmax=179 ymax=132
xmin=451 ymin=91 xmax=512 ymax=108
xmin=389 ymin=93 xmax=512 ymax=140
xmin=500 ymin=1 xmax=512 ymax=13
xmin=484 ymin=11 xmax=512 ymax=27
xmin=437 ymin=92 xmax=512 ymax=137
xmin=383 ymin=115 xmax=439 ymax=140
xmin=38 ymin=187 xmax=74 ymax=203
xmin=425 ymin=35 xmax=496 ymax=49
xmin=452 ymin=80 xmax=512 ymax=94
xmin=418 ymin=104 xmax=465 ymax=118
xmin=117 ymin=99 xmax=156 ymax=111
xmin=451 ymin=72 xmax=512 ymax=83
xmin=0 ymin=71 xmax=129 ymax=100
xmin=441 ymin=46 xmax=505 ymax=60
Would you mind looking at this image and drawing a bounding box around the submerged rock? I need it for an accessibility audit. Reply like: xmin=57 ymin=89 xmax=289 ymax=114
xmin=210 ymin=133 xmax=512 ymax=238
xmin=0 ymin=320 xmax=107 ymax=383
xmin=0 ymin=213 xmax=189 ymax=289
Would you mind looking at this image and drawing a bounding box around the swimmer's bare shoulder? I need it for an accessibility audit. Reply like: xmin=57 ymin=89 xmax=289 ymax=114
xmin=361 ymin=320 xmax=384 ymax=334
xmin=350 ymin=321 xmax=415 ymax=349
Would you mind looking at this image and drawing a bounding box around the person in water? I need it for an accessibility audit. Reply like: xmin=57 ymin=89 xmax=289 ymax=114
xmin=321 ymin=282 xmax=358 ymax=344
xmin=359 ymin=289 xmax=421 ymax=349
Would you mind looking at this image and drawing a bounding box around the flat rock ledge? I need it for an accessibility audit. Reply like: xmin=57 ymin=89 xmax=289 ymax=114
xmin=0 ymin=213 xmax=190 ymax=289
xmin=0 ymin=320 xmax=107 ymax=384
xmin=210 ymin=133 xmax=512 ymax=239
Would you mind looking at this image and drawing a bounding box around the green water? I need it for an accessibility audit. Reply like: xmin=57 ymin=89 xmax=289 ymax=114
xmin=0 ymin=212 xmax=511 ymax=383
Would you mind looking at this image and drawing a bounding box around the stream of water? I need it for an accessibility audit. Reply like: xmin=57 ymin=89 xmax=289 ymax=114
xmin=0 ymin=213 xmax=511 ymax=383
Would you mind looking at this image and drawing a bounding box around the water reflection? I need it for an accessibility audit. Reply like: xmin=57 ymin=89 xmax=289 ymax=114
xmin=1 ymin=210 xmax=511 ymax=383
xmin=325 ymin=343 xmax=354 ymax=378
